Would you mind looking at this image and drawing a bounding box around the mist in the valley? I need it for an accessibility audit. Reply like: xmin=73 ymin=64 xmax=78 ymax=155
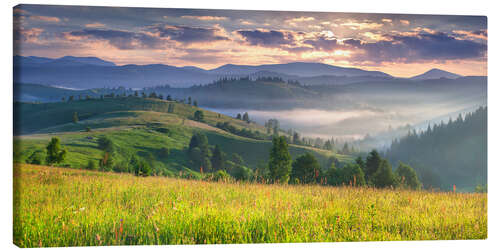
xmin=205 ymin=88 xmax=486 ymax=148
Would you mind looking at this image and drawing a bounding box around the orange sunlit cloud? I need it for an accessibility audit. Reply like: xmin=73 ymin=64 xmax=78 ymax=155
xmin=14 ymin=5 xmax=487 ymax=77
xmin=29 ymin=15 xmax=60 ymax=22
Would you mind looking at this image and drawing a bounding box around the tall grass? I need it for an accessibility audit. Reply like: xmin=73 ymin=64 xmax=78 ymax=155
xmin=14 ymin=164 xmax=487 ymax=247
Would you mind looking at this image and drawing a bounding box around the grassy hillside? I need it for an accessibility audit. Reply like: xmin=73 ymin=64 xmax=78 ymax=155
xmin=13 ymin=164 xmax=487 ymax=247
xmin=14 ymin=83 xmax=101 ymax=103
xmin=14 ymin=96 xmax=267 ymax=135
xmin=14 ymin=98 xmax=350 ymax=174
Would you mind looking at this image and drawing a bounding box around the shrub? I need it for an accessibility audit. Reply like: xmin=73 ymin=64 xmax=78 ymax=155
xmin=26 ymin=150 xmax=45 ymax=165
xmin=86 ymin=160 xmax=98 ymax=170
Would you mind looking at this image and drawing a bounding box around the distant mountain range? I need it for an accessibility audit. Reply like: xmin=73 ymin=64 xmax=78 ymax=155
xmin=410 ymin=68 xmax=462 ymax=80
xmin=14 ymin=55 xmax=116 ymax=67
xmin=14 ymin=55 xmax=469 ymax=89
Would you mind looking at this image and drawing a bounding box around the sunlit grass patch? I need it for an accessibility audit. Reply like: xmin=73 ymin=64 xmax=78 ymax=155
xmin=13 ymin=164 xmax=487 ymax=247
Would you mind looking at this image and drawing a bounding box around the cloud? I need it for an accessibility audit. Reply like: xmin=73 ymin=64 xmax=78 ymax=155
xmin=239 ymin=19 xmax=254 ymax=25
xmin=85 ymin=22 xmax=106 ymax=28
xmin=180 ymin=15 xmax=228 ymax=21
xmin=340 ymin=21 xmax=384 ymax=30
xmin=303 ymin=36 xmax=341 ymax=51
xmin=362 ymin=32 xmax=391 ymax=41
xmin=14 ymin=27 xmax=44 ymax=44
xmin=288 ymin=16 xmax=315 ymax=22
xmin=343 ymin=31 xmax=487 ymax=63
xmin=29 ymin=15 xmax=60 ymax=22
xmin=453 ymin=29 xmax=487 ymax=40
xmin=152 ymin=25 xmax=229 ymax=44
xmin=236 ymin=29 xmax=298 ymax=47
xmin=13 ymin=8 xmax=29 ymax=15
xmin=389 ymin=31 xmax=486 ymax=60
xmin=400 ymin=20 xmax=410 ymax=26
xmin=65 ymin=29 xmax=162 ymax=50
xmin=285 ymin=16 xmax=316 ymax=27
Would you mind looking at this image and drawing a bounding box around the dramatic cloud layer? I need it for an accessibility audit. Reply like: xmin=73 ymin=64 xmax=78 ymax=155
xmin=65 ymin=29 xmax=162 ymax=50
xmin=13 ymin=5 xmax=487 ymax=77
xmin=152 ymin=25 xmax=229 ymax=44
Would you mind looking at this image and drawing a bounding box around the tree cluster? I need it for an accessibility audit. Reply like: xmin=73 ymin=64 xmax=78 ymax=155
xmin=385 ymin=107 xmax=487 ymax=189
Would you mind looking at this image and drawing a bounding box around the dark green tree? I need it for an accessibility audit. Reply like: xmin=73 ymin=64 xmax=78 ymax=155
xmin=231 ymin=153 xmax=245 ymax=166
xmin=395 ymin=162 xmax=422 ymax=190
xmin=230 ymin=164 xmax=253 ymax=181
xmin=323 ymin=140 xmax=333 ymax=150
xmin=130 ymin=155 xmax=152 ymax=176
xmin=326 ymin=162 xmax=340 ymax=186
xmin=293 ymin=132 xmax=300 ymax=145
xmin=99 ymin=152 xmax=114 ymax=171
xmin=268 ymin=136 xmax=292 ymax=184
xmin=97 ymin=136 xmax=115 ymax=153
xmin=372 ymin=159 xmax=396 ymax=188
xmin=188 ymin=133 xmax=211 ymax=171
xmin=290 ymin=153 xmax=321 ymax=184
xmin=355 ymin=156 xmax=365 ymax=170
xmin=338 ymin=163 xmax=366 ymax=186
xmin=188 ymin=133 xmax=209 ymax=153
xmin=194 ymin=110 xmax=205 ymax=122
xmin=211 ymin=145 xmax=225 ymax=172
xmin=167 ymin=103 xmax=175 ymax=113
xmin=365 ymin=149 xmax=382 ymax=181
xmin=341 ymin=142 xmax=350 ymax=154
xmin=45 ymin=137 xmax=67 ymax=165
xmin=72 ymin=112 xmax=79 ymax=123
xmin=86 ymin=160 xmax=98 ymax=170
xmin=243 ymin=112 xmax=250 ymax=122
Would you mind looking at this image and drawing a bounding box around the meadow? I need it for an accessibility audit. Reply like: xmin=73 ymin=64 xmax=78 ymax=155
xmin=13 ymin=164 xmax=487 ymax=247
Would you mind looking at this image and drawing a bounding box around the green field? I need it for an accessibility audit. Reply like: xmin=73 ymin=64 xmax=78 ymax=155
xmin=13 ymin=164 xmax=487 ymax=247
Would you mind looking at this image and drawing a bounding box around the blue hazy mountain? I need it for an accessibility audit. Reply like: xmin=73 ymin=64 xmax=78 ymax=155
xmin=209 ymin=62 xmax=391 ymax=78
xmin=410 ymin=68 xmax=462 ymax=80
xmin=14 ymin=56 xmax=397 ymax=88
xmin=14 ymin=55 xmax=116 ymax=67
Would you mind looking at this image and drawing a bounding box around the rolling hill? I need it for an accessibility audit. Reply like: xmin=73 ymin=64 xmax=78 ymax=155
xmin=14 ymin=97 xmax=351 ymax=174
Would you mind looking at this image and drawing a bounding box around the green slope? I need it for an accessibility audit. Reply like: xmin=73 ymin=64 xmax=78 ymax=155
xmin=14 ymin=98 xmax=352 ymax=176
xmin=14 ymin=96 xmax=267 ymax=135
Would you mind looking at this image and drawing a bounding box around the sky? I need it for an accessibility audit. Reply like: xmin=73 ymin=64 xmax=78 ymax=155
xmin=13 ymin=4 xmax=487 ymax=77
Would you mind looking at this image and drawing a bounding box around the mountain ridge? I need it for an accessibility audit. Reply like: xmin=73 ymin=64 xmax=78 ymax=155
xmin=15 ymin=55 xmax=477 ymax=89
xmin=410 ymin=68 xmax=462 ymax=80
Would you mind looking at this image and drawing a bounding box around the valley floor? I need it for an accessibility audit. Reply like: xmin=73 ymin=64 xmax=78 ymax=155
xmin=13 ymin=164 xmax=487 ymax=247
